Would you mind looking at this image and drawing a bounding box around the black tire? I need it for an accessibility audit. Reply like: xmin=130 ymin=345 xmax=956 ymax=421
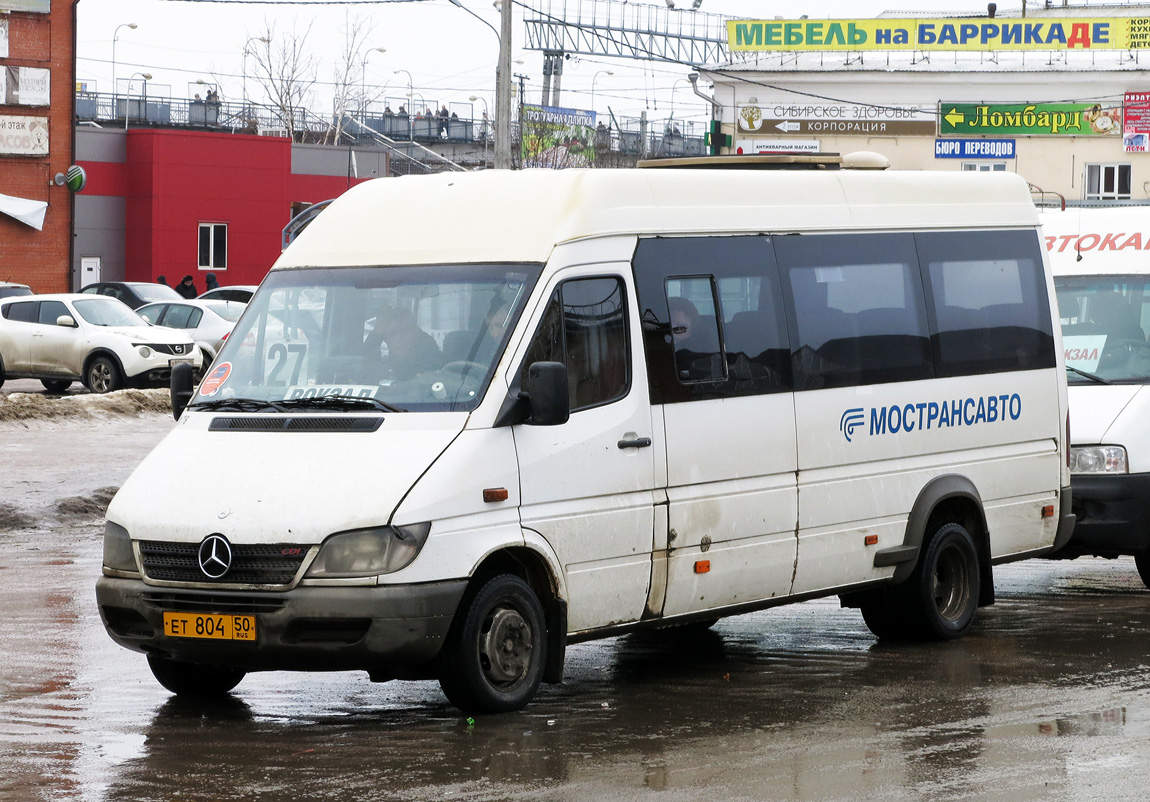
xmin=85 ymin=356 xmax=122 ymax=394
xmin=438 ymin=574 xmax=547 ymax=714
xmin=41 ymin=379 xmax=72 ymax=393
xmin=147 ymin=655 xmax=246 ymax=696
xmin=895 ymin=522 xmax=980 ymax=641
xmin=0 ymin=356 xmax=5 ymax=390
xmin=1135 ymin=552 xmax=1150 ymax=590
xmin=858 ymin=590 xmax=903 ymax=640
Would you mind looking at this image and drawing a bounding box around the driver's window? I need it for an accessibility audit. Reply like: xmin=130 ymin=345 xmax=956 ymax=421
xmin=38 ymin=301 xmax=69 ymax=326
xmin=521 ymin=276 xmax=629 ymax=412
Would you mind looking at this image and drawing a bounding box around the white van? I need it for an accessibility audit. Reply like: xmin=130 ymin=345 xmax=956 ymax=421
xmin=1039 ymin=205 xmax=1150 ymax=587
xmin=96 ymin=164 xmax=1072 ymax=713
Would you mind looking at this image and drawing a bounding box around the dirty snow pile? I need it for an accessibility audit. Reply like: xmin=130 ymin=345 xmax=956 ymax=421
xmin=0 ymin=388 xmax=171 ymax=423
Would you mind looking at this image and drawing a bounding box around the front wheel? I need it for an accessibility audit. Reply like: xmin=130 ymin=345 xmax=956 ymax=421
xmin=896 ymin=522 xmax=980 ymax=640
xmin=85 ymin=356 xmax=122 ymax=394
xmin=147 ymin=655 xmax=246 ymax=696
xmin=438 ymin=574 xmax=547 ymax=714
xmin=1134 ymin=552 xmax=1150 ymax=590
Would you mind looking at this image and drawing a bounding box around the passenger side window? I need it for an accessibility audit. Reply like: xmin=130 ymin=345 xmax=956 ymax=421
xmin=633 ymin=236 xmax=792 ymax=404
xmin=917 ymin=230 xmax=1056 ymax=376
xmin=162 ymin=305 xmax=195 ymax=329
xmin=4 ymin=301 xmax=38 ymax=322
xmin=137 ymin=305 xmax=165 ymax=325
xmin=776 ymin=233 xmax=933 ymax=389
xmin=520 ymin=277 xmax=629 ymax=412
xmin=38 ymin=301 xmax=70 ymax=325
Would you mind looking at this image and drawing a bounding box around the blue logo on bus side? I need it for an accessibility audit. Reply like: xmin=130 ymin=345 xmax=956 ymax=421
xmin=841 ymin=393 xmax=1022 ymax=442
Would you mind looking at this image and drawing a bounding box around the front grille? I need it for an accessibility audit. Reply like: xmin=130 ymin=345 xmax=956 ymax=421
xmin=140 ymin=592 xmax=289 ymax=614
xmin=209 ymin=416 xmax=383 ymax=432
xmin=143 ymin=343 xmax=192 ymax=355
xmin=139 ymin=540 xmax=311 ymax=585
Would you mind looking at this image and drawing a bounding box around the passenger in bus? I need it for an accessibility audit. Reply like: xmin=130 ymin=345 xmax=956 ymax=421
xmin=668 ymin=295 xmax=721 ymax=381
xmin=364 ymin=304 xmax=444 ymax=379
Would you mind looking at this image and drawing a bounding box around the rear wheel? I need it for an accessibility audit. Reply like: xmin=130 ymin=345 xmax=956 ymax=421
xmin=1134 ymin=552 xmax=1150 ymax=590
xmin=438 ymin=574 xmax=546 ymax=714
xmin=41 ymin=379 xmax=72 ymax=393
xmin=147 ymin=655 xmax=246 ymax=696
xmin=85 ymin=356 xmax=122 ymax=394
xmin=896 ymin=522 xmax=980 ymax=640
xmin=0 ymin=357 xmax=5 ymax=390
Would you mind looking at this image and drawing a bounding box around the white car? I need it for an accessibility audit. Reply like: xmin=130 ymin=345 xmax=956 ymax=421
xmin=0 ymin=294 xmax=201 ymax=393
xmin=136 ymin=299 xmax=246 ymax=365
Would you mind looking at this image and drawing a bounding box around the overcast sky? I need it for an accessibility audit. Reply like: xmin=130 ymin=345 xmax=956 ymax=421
xmin=75 ymin=0 xmax=1078 ymax=129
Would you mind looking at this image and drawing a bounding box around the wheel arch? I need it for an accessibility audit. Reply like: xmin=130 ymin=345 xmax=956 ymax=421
xmin=884 ymin=474 xmax=993 ymax=607
xmin=82 ymin=348 xmax=126 ymax=380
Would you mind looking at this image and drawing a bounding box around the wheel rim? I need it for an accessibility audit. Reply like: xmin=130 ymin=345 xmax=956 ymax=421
xmin=931 ymin=543 xmax=972 ymax=623
xmin=90 ymin=363 xmax=112 ymax=392
xmin=478 ymin=604 xmax=534 ymax=687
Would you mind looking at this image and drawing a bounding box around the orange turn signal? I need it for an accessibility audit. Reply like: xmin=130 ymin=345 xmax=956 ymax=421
xmin=1041 ymin=505 xmax=1055 ymax=518
xmin=483 ymin=488 xmax=509 ymax=503
xmin=864 ymin=535 xmax=878 ymax=546
xmin=694 ymin=560 xmax=710 ymax=574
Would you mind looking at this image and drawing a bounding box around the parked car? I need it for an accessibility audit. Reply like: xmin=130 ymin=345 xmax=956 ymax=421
xmin=0 ymin=294 xmax=201 ymax=393
xmin=136 ymin=299 xmax=246 ymax=364
xmin=80 ymin=281 xmax=182 ymax=310
xmin=198 ymin=285 xmax=258 ymax=303
xmin=0 ymin=282 xmax=33 ymax=299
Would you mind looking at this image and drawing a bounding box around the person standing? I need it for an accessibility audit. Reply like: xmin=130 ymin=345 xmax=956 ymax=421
xmin=205 ymin=273 xmax=220 ymax=292
xmin=176 ymin=275 xmax=198 ymax=299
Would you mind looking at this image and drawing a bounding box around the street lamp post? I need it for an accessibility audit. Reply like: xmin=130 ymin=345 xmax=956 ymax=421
xmin=124 ymin=72 xmax=152 ymax=130
xmin=242 ymin=37 xmax=271 ymax=111
xmin=111 ymin=23 xmax=137 ymax=114
xmin=591 ymin=70 xmax=614 ymax=112
xmin=360 ymin=46 xmax=386 ymax=119
xmin=469 ymin=94 xmax=490 ymax=164
xmin=394 ymin=69 xmax=414 ymax=141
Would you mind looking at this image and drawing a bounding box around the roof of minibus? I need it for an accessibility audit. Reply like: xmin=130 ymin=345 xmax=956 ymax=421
xmin=1038 ymin=205 xmax=1150 ymax=276
xmin=274 ymin=168 xmax=1039 ymax=269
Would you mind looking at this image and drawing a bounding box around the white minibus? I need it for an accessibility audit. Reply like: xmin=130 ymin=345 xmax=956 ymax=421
xmin=1040 ymin=205 xmax=1150 ymax=587
xmin=97 ymin=162 xmax=1073 ymax=713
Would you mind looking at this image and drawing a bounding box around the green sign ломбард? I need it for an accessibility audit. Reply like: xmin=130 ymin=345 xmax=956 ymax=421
xmin=939 ymin=102 xmax=1122 ymax=136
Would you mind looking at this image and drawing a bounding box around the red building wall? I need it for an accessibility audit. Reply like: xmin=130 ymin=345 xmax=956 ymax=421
xmin=81 ymin=129 xmax=370 ymax=289
xmin=0 ymin=0 xmax=77 ymax=293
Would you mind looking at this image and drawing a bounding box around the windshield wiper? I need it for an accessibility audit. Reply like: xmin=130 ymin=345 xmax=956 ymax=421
xmin=189 ymin=397 xmax=289 ymax=412
xmin=275 ymin=395 xmax=405 ymax=413
xmin=1066 ymin=365 xmax=1113 ymax=385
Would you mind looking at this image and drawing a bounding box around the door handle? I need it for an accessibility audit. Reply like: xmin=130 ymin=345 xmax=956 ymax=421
xmin=617 ymin=437 xmax=652 ymax=450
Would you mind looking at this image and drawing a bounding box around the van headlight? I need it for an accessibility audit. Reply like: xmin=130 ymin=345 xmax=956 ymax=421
xmin=102 ymin=521 xmax=139 ymax=574
xmin=304 ymin=523 xmax=431 ymax=578
xmin=1069 ymin=445 xmax=1128 ymax=474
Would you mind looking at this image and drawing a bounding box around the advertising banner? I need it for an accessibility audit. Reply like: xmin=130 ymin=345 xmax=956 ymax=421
xmin=1 ymin=19 xmax=8 ymax=60
xmin=934 ymin=138 xmax=1016 ymax=159
xmin=1123 ymin=92 xmax=1150 ymax=152
xmin=521 ymin=106 xmax=597 ymax=168
xmin=938 ymin=102 xmax=1122 ymax=136
xmin=728 ymin=18 xmax=1150 ymax=52
xmin=0 ymin=0 xmax=50 ymax=11
xmin=0 ymin=115 xmax=49 ymax=156
xmin=737 ymin=103 xmax=935 ymax=136
xmin=3 ymin=67 xmax=50 ymax=106
xmin=735 ymin=139 xmax=821 ymax=154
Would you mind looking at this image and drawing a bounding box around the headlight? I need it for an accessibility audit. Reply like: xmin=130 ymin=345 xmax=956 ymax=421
xmin=102 ymin=521 xmax=139 ymax=574
xmin=1069 ymin=445 xmax=1128 ymax=474
xmin=304 ymin=523 xmax=431 ymax=578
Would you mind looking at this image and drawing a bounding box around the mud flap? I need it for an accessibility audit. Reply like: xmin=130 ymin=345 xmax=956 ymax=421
xmin=543 ymin=597 xmax=567 ymax=684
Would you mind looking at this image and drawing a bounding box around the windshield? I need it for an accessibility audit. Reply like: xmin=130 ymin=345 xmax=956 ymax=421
xmin=190 ymin=263 xmax=540 ymax=412
xmin=73 ymin=298 xmax=147 ymax=327
xmin=133 ymin=284 xmax=181 ymax=302
xmin=1056 ymin=275 xmax=1150 ymax=383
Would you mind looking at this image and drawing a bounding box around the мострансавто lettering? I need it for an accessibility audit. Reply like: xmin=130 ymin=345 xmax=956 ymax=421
xmin=840 ymin=394 xmax=1022 ymax=443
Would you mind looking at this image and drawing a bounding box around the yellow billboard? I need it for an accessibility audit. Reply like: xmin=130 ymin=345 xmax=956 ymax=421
xmin=727 ymin=18 xmax=1150 ymax=52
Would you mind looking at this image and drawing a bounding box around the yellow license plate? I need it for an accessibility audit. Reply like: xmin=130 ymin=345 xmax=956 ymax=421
xmin=163 ymin=612 xmax=256 ymax=641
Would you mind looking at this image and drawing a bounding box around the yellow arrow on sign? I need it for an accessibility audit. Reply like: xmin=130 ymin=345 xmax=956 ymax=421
xmin=944 ymin=108 xmax=966 ymax=127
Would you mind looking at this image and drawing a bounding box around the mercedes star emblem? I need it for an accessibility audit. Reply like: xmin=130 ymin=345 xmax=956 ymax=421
xmin=198 ymin=534 xmax=233 ymax=579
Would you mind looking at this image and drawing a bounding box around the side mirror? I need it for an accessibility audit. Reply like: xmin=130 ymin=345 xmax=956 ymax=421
xmin=524 ymin=361 xmax=570 ymax=426
xmin=56 ymin=315 xmax=77 ymax=328
xmin=170 ymin=361 xmax=195 ymax=421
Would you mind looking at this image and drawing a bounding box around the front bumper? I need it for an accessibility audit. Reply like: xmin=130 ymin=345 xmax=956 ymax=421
xmin=95 ymin=576 xmax=468 ymax=677
xmin=121 ymin=350 xmax=202 ymax=387
xmin=1057 ymin=472 xmax=1150 ymax=558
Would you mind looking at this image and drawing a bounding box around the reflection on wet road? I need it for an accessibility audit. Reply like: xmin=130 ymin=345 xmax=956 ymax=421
xmin=2 ymin=524 xmax=1149 ymax=802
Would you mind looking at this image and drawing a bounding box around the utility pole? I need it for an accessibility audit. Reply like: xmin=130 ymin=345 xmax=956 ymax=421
xmin=495 ymin=0 xmax=513 ymax=169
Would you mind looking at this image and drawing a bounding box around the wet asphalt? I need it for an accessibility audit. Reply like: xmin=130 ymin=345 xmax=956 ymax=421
xmin=2 ymin=409 xmax=1149 ymax=801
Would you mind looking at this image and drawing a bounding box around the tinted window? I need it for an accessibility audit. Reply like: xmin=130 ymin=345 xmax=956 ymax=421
xmin=918 ymin=230 xmax=1055 ymax=376
xmin=137 ymin=305 xmax=165 ymax=325
xmin=162 ymin=305 xmax=196 ymax=329
xmin=4 ymin=301 xmax=37 ymax=322
xmin=38 ymin=301 xmax=70 ymax=325
xmin=633 ymin=236 xmax=791 ymax=404
xmin=520 ymin=277 xmax=629 ymax=412
xmin=80 ymin=285 xmax=101 ymax=295
xmin=776 ymin=233 xmax=933 ymax=389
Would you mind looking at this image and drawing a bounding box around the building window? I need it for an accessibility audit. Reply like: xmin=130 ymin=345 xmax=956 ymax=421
xmin=961 ymin=162 xmax=1007 ymax=172
xmin=1084 ymin=163 xmax=1132 ymax=200
xmin=198 ymin=223 xmax=228 ymax=269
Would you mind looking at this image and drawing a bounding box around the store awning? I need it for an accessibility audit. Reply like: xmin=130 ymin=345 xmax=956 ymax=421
xmin=0 ymin=192 xmax=48 ymax=231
